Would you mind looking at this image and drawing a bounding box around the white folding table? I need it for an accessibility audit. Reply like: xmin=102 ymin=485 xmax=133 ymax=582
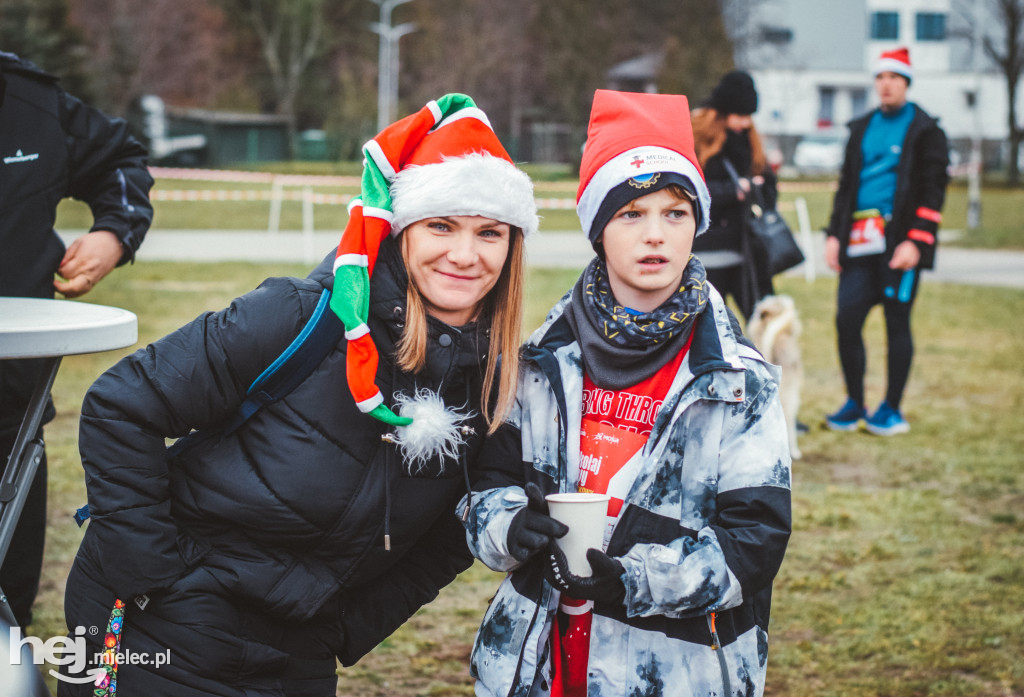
xmin=0 ymin=298 xmax=137 ymax=625
xmin=0 ymin=298 xmax=135 ymax=693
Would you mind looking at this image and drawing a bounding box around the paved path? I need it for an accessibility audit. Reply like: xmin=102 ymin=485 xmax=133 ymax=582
xmin=61 ymin=229 xmax=1024 ymax=289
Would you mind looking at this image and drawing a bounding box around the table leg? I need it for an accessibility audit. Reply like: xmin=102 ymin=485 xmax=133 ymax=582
xmin=0 ymin=356 xmax=61 ymax=627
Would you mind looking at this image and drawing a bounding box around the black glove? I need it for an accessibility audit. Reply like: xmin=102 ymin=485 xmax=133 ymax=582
xmin=545 ymin=545 xmax=626 ymax=604
xmin=506 ymin=482 xmax=569 ymax=562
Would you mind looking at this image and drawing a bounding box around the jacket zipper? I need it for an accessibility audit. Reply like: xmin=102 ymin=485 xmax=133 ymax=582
xmin=708 ymin=612 xmax=733 ymax=695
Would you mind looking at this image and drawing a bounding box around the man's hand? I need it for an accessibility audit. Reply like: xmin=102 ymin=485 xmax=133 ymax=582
xmin=825 ymin=235 xmax=842 ymax=273
xmin=888 ymin=240 xmax=921 ymax=270
xmin=54 ymin=231 xmax=123 ymax=297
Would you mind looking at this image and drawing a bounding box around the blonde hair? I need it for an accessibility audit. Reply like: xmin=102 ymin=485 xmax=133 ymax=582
xmin=397 ymin=228 xmax=524 ymax=434
xmin=691 ymin=107 xmax=767 ymax=175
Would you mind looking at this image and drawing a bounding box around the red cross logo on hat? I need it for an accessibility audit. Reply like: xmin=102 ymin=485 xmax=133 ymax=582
xmin=630 ymin=155 xmax=645 ymax=169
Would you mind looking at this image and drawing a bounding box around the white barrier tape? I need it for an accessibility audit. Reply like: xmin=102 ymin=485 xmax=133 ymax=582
xmin=152 ymin=189 xmax=579 ymax=210
xmin=149 ymin=166 xmax=361 ymax=187
xmin=777 ymin=181 xmax=838 ymax=192
xmin=151 ymin=189 xmax=355 ymax=204
xmin=149 ymin=166 xmax=581 ymax=194
xmin=533 ymin=198 xmax=577 ymax=210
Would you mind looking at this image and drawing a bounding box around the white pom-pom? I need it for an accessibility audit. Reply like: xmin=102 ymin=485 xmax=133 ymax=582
xmin=392 ymin=389 xmax=473 ymax=472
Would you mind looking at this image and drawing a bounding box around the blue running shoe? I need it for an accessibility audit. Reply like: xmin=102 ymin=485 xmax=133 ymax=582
xmin=825 ymin=398 xmax=866 ymax=431
xmin=865 ymin=401 xmax=910 ymax=436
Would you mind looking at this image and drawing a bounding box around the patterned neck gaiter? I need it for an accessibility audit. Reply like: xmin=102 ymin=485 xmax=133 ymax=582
xmin=563 ymin=255 xmax=709 ymax=390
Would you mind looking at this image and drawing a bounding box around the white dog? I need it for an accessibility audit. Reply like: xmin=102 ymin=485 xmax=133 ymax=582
xmin=747 ymin=295 xmax=804 ymax=459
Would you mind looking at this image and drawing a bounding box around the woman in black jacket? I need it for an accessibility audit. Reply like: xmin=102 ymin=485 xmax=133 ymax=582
xmin=59 ymin=95 xmax=537 ymax=697
xmin=691 ymin=70 xmax=778 ymax=320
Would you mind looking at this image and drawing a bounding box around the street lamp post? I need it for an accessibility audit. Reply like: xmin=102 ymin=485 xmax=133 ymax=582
xmin=370 ymin=0 xmax=415 ymax=132
xmin=387 ymin=22 xmax=417 ymax=123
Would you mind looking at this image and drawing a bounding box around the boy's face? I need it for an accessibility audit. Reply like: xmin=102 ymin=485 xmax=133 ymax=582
xmin=598 ymin=188 xmax=697 ymax=312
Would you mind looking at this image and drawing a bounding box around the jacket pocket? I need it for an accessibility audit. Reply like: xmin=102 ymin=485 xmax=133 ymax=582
xmin=201 ymin=548 xmax=341 ymax=623
xmin=470 ymin=577 xmax=536 ymax=689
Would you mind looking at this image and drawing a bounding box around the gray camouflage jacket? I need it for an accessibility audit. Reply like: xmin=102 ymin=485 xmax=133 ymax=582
xmin=459 ymin=285 xmax=792 ymax=697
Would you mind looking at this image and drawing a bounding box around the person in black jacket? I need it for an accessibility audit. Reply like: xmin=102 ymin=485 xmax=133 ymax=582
xmin=59 ymin=95 xmax=538 ymax=697
xmin=691 ymin=70 xmax=778 ymax=320
xmin=824 ymin=48 xmax=948 ymax=436
xmin=0 ymin=51 xmax=153 ymax=629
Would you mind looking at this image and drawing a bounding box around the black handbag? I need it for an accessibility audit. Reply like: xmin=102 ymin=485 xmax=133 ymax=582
xmin=724 ymin=160 xmax=805 ymax=275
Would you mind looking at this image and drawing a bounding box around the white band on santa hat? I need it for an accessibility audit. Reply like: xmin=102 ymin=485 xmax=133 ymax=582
xmin=875 ymin=57 xmax=913 ymax=81
xmin=576 ymin=146 xmax=712 ymax=237
xmin=390 ymin=152 xmax=539 ymax=236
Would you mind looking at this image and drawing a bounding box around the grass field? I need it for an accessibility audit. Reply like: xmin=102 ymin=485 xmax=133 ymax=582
xmin=21 ymin=255 xmax=1024 ymax=696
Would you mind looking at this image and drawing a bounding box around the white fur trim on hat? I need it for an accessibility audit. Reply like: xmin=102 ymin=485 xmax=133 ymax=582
xmin=577 ymin=146 xmax=711 ymax=236
xmin=875 ymin=57 xmax=913 ymax=81
xmin=389 ymin=153 xmax=539 ymax=236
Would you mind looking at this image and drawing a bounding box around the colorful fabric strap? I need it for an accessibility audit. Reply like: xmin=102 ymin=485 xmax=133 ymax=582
xmin=93 ymin=598 xmax=125 ymax=695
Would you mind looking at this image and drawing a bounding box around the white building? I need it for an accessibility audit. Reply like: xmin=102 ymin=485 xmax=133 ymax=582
xmin=721 ymin=0 xmax=1014 ymax=163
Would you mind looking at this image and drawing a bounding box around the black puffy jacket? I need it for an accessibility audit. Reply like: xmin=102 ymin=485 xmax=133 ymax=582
xmin=63 ymin=241 xmax=487 ymax=695
xmin=0 ymin=52 xmax=153 ymax=432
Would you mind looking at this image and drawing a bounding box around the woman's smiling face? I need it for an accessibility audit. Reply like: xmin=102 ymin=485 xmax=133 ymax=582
xmin=402 ymin=215 xmax=512 ymax=326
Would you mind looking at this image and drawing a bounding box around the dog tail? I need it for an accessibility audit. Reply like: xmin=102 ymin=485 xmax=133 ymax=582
xmin=755 ymin=305 xmax=793 ymax=364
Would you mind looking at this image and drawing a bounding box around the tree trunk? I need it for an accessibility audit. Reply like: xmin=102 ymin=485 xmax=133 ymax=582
xmin=1009 ymin=80 xmax=1021 ymax=186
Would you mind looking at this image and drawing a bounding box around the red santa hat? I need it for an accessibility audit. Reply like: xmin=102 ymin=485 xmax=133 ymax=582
xmin=875 ymin=47 xmax=913 ymax=82
xmin=331 ymin=94 xmax=536 ymax=433
xmin=576 ymin=90 xmax=710 ymax=247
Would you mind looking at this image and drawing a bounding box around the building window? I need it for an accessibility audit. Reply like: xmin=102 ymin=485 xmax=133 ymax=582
xmin=871 ymin=11 xmax=900 ymax=40
xmin=916 ymin=12 xmax=946 ymax=41
xmin=851 ymin=88 xmax=868 ymax=117
xmin=760 ymin=25 xmax=794 ymax=44
xmin=818 ymin=87 xmax=836 ymax=128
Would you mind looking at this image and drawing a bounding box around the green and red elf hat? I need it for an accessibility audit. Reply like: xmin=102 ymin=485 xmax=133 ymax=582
xmin=331 ymin=93 xmax=537 ymax=429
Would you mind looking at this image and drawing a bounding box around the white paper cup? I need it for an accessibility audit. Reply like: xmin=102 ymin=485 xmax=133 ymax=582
xmin=545 ymin=493 xmax=611 ymax=577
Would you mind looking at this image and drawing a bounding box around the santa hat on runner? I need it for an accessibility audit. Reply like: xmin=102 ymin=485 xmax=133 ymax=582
xmin=576 ymin=90 xmax=711 ymax=252
xmin=331 ymin=93 xmax=536 ymax=453
xmin=874 ymin=47 xmax=913 ymax=83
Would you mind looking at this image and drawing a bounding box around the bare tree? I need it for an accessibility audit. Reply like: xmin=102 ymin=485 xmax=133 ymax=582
xmin=403 ymin=0 xmax=538 ymax=152
xmin=982 ymin=0 xmax=1024 ymax=184
xmin=656 ymin=3 xmax=735 ymax=104
xmin=219 ymin=0 xmax=333 ymax=156
xmin=69 ymin=0 xmax=240 ymax=115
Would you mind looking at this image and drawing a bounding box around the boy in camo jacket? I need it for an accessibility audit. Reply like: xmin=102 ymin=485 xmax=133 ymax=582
xmin=459 ymin=90 xmax=792 ymax=697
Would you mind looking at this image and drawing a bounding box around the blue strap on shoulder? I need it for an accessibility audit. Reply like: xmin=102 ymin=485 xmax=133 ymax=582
xmin=223 ymin=287 xmax=344 ymax=434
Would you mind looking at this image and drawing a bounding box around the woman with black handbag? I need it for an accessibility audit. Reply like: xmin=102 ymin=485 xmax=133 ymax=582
xmin=691 ymin=70 xmax=779 ymax=319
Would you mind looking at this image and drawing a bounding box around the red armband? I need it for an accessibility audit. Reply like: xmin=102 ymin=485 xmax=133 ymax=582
xmin=907 ymin=229 xmax=935 ymax=245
